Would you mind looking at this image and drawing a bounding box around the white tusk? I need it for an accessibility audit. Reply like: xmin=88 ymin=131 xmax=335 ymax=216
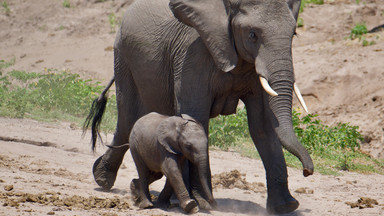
xmin=294 ymin=83 xmax=309 ymax=113
xmin=259 ymin=76 xmax=278 ymax=97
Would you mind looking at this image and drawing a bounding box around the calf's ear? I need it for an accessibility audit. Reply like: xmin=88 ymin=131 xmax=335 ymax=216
xmin=157 ymin=118 xmax=182 ymax=155
xmin=286 ymin=0 xmax=301 ymax=21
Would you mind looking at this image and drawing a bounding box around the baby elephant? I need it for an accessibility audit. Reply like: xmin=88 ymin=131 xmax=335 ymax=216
xmin=129 ymin=112 xmax=215 ymax=213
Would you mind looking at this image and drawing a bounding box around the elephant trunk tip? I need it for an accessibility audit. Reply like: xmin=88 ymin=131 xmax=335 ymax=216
xmin=303 ymin=168 xmax=314 ymax=177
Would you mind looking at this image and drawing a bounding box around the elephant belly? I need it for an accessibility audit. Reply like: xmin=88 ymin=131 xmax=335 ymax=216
xmin=210 ymin=96 xmax=239 ymax=118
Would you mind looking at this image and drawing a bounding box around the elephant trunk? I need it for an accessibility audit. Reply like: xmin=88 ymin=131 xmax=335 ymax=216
xmin=197 ymin=156 xmax=216 ymax=206
xmin=265 ymin=61 xmax=314 ymax=177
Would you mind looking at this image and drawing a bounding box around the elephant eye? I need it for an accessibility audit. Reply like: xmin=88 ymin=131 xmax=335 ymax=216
xmin=249 ymin=31 xmax=257 ymax=41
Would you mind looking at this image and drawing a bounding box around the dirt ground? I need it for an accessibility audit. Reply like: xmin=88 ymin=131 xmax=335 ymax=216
xmin=1 ymin=0 xmax=384 ymax=215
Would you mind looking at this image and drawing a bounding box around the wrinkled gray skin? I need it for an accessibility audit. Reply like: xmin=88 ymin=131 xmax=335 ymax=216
xmin=86 ymin=0 xmax=314 ymax=214
xmin=129 ymin=112 xmax=215 ymax=213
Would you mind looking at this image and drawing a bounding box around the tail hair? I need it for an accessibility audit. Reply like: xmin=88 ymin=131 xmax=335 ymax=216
xmin=83 ymin=77 xmax=115 ymax=151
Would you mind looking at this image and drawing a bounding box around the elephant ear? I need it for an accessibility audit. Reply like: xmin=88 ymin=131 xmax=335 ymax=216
xmin=157 ymin=117 xmax=183 ymax=155
xmin=286 ymin=0 xmax=301 ymax=21
xmin=181 ymin=114 xmax=197 ymax=124
xmin=169 ymin=0 xmax=238 ymax=72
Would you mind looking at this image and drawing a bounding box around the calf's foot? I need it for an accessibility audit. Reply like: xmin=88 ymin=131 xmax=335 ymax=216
xmin=181 ymin=199 xmax=199 ymax=214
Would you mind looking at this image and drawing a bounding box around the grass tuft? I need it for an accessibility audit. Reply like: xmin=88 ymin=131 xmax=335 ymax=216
xmin=348 ymin=23 xmax=376 ymax=46
xmin=1 ymin=1 xmax=11 ymax=16
xmin=62 ymin=0 xmax=70 ymax=8
xmin=108 ymin=12 xmax=118 ymax=33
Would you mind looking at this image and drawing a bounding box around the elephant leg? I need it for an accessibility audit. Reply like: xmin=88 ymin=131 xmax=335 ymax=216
xmin=130 ymin=148 xmax=154 ymax=208
xmin=162 ymin=158 xmax=199 ymax=213
xmin=242 ymin=94 xmax=299 ymax=214
xmin=93 ymin=49 xmax=145 ymax=190
xmin=188 ymin=119 xmax=214 ymax=210
xmin=157 ymin=179 xmax=173 ymax=208
xmin=190 ymin=161 xmax=213 ymax=210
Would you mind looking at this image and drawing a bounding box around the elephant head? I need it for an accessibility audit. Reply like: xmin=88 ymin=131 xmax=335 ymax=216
xmin=158 ymin=115 xmax=216 ymax=205
xmin=169 ymin=0 xmax=313 ymax=176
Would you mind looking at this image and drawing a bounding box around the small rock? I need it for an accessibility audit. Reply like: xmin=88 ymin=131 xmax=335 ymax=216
xmin=295 ymin=187 xmax=314 ymax=194
xmin=104 ymin=46 xmax=113 ymax=51
xmin=295 ymin=187 xmax=306 ymax=194
xmin=4 ymin=185 xmax=13 ymax=191
xmin=47 ymin=211 xmax=55 ymax=215
xmin=69 ymin=122 xmax=77 ymax=130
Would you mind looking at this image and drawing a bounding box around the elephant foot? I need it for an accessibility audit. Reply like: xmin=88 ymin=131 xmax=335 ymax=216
xmin=155 ymin=199 xmax=170 ymax=209
xmin=181 ymin=199 xmax=199 ymax=214
xmin=130 ymin=179 xmax=141 ymax=203
xmin=191 ymin=190 xmax=213 ymax=210
xmin=267 ymin=198 xmax=299 ymax=214
xmin=130 ymin=179 xmax=154 ymax=209
xmin=92 ymin=155 xmax=118 ymax=190
xmin=138 ymin=199 xmax=154 ymax=209
xmin=266 ymin=183 xmax=299 ymax=214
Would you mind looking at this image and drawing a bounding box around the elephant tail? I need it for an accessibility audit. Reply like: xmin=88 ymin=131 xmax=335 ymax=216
xmin=83 ymin=77 xmax=115 ymax=151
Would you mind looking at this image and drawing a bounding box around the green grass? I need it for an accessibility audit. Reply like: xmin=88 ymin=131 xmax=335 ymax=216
xmin=348 ymin=23 xmax=376 ymax=46
xmin=297 ymin=0 xmax=324 ymax=28
xmin=297 ymin=17 xmax=304 ymax=28
xmin=300 ymin=0 xmax=324 ymax=13
xmin=0 ymin=58 xmax=15 ymax=72
xmin=208 ymin=108 xmax=250 ymax=150
xmin=62 ymin=0 xmax=70 ymax=8
xmin=350 ymin=23 xmax=368 ymax=40
xmin=108 ymin=12 xmax=117 ymax=33
xmin=0 ymin=66 xmax=117 ymax=133
xmin=1 ymin=1 xmax=10 ymax=16
xmin=1 ymin=60 xmax=382 ymax=175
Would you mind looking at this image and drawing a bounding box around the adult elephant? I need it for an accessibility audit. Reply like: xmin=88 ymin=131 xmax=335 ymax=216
xmin=84 ymin=0 xmax=314 ymax=214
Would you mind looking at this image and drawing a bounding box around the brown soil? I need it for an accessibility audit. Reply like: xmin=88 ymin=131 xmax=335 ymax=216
xmin=1 ymin=0 xmax=384 ymax=215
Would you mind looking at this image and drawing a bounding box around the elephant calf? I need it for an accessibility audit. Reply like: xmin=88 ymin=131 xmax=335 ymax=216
xmin=129 ymin=112 xmax=215 ymax=213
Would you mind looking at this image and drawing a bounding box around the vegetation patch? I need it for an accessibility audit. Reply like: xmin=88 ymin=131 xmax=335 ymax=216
xmin=108 ymin=12 xmax=118 ymax=33
xmin=62 ymin=0 xmax=71 ymax=8
xmin=0 ymin=62 xmax=117 ymax=133
xmin=348 ymin=23 xmax=377 ymax=46
xmin=300 ymin=0 xmax=324 ymax=13
xmin=1 ymin=1 xmax=11 ymax=16
xmin=209 ymin=108 xmax=384 ymax=175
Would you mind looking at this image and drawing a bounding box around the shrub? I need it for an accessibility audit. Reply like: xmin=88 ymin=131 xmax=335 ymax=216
xmin=209 ymin=108 xmax=249 ymax=150
xmin=292 ymin=109 xmax=363 ymax=154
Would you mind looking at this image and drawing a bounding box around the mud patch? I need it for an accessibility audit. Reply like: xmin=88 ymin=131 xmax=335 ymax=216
xmin=0 ymin=191 xmax=130 ymax=210
xmin=212 ymin=170 xmax=266 ymax=193
xmin=346 ymin=197 xmax=379 ymax=209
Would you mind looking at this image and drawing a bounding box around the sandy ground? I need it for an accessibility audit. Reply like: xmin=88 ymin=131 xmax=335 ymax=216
xmin=1 ymin=0 xmax=384 ymax=215
xmin=1 ymin=117 xmax=384 ymax=216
